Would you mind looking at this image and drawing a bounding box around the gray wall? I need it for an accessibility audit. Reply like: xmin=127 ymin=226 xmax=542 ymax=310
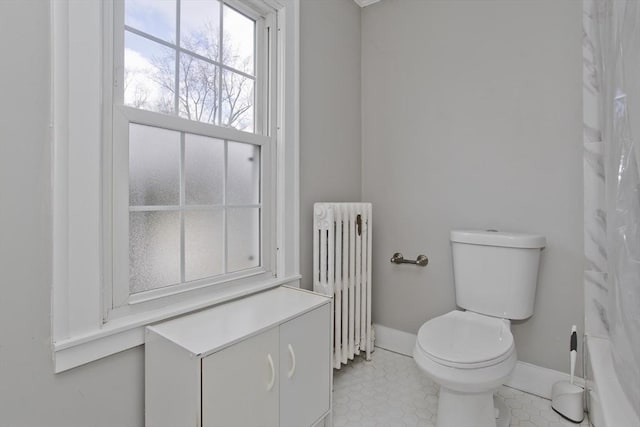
xmin=299 ymin=0 xmax=362 ymax=290
xmin=361 ymin=0 xmax=583 ymax=373
xmin=0 ymin=0 xmax=361 ymax=426
xmin=0 ymin=2 xmax=144 ymax=426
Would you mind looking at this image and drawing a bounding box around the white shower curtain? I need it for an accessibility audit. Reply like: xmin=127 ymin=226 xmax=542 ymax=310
xmin=595 ymin=0 xmax=640 ymax=417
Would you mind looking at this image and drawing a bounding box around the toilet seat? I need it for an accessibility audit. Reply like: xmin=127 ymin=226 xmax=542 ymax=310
xmin=416 ymin=310 xmax=514 ymax=369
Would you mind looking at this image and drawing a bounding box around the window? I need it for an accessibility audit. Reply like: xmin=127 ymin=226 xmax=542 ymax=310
xmin=51 ymin=0 xmax=299 ymax=372
xmin=108 ymin=0 xmax=276 ymax=311
xmin=121 ymin=0 xmax=258 ymax=131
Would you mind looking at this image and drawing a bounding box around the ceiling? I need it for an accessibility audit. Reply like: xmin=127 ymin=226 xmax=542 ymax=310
xmin=353 ymin=0 xmax=382 ymax=8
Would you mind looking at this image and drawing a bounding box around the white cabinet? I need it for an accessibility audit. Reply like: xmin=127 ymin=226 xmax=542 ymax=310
xmin=145 ymin=286 xmax=332 ymax=427
xmin=202 ymin=327 xmax=280 ymax=427
xmin=279 ymin=306 xmax=331 ymax=427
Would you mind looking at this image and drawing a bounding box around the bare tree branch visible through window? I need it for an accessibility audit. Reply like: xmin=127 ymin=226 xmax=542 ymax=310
xmin=125 ymin=21 xmax=254 ymax=132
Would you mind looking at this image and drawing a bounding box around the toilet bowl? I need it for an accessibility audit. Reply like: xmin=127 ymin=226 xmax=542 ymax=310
xmin=414 ymin=310 xmax=516 ymax=427
xmin=412 ymin=229 xmax=545 ymax=427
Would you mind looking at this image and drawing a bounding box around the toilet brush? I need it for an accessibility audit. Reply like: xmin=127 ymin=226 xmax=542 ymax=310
xmin=551 ymin=325 xmax=584 ymax=423
xmin=570 ymin=325 xmax=577 ymax=385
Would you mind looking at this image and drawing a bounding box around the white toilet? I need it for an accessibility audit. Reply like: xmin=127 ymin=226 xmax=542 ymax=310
xmin=413 ymin=230 xmax=545 ymax=427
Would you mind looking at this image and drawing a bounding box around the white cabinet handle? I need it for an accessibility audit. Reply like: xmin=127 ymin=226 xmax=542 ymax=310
xmin=266 ymin=353 xmax=275 ymax=391
xmin=287 ymin=344 xmax=296 ymax=378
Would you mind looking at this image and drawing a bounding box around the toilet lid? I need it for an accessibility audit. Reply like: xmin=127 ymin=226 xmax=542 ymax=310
xmin=416 ymin=310 xmax=514 ymax=369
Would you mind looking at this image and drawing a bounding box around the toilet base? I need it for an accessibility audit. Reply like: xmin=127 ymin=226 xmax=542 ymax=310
xmin=436 ymin=387 xmax=508 ymax=427
xmin=494 ymin=394 xmax=511 ymax=427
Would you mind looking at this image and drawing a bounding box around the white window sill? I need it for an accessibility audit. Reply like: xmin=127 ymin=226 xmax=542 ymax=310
xmin=53 ymin=275 xmax=301 ymax=373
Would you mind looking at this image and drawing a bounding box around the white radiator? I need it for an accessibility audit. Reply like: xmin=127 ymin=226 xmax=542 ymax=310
xmin=313 ymin=202 xmax=373 ymax=369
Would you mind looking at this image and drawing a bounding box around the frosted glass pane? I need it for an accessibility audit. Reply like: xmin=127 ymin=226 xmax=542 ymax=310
xmin=129 ymin=124 xmax=180 ymax=206
xmin=181 ymin=0 xmax=220 ymax=61
xmin=178 ymin=53 xmax=220 ymax=125
xmin=125 ymin=0 xmax=176 ymax=42
xmin=221 ymin=69 xmax=254 ymax=132
xmin=223 ymin=4 xmax=255 ymax=75
xmin=185 ymin=210 xmax=224 ymax=281
xmin=227 ymin=142 xmax=259 ymax=205
xmin=124 ymin=31 xmax=176 ymax=114
xmin=129 ymin=211 xmax=180 ymax=293
xmin=185 ymin=134 xmax=224 ymax=205
xmin=227 ymin=208 xmax=259 ymax=272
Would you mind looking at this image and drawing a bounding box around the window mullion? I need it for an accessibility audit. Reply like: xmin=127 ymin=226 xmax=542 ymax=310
xmin=223 ymin=139 xmax=228 ymax=274
xmin=180 ymin=131 xmax=186 ymax=283
xmin=254 ymin=13 xmax=264 ymax=135
xmin=118 ymin=105 xmax=270 ymax=146
xmin=129 ymin=205 xmax=182 ymax=212
xmin=218 ymin=0 xmax=224 ymax=126
xmin=123 ymin=26 xmax=178 ymax=51
xmin=103 ymin=0 xmax=117 ymax=320
xmin=175 ymin=0 xmax=181 ymax=115
xmin=112 ymin=2 xmax=125 ymax=105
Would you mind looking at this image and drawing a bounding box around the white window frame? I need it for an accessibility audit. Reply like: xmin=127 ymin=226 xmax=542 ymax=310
xmin=107 ymin=0 xmax=275 ymax=319
xmin=51 ymin=0 xmax=300 ymax=373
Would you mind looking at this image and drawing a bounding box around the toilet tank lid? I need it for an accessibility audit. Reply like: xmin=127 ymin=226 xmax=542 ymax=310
xmin=450 ymin=230 xmax=546 ymax=249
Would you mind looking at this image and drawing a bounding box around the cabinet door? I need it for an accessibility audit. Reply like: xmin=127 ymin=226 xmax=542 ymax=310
xmin=279 ymin=304 xmax=332 ymax=427
xmin=202 ymin=327 xmax=279 ymax=427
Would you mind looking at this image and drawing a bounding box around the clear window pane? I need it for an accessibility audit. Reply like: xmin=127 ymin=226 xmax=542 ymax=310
xmin=227 ymin=208 xmax=260 ymax=272
xmin=185 ymin=134 xmax=224 ymax=205
xmin=130 ymin=211 xmax=180 ymax=293
xmin=185 ymin=210 xmax=224 ymax=281
xmin=221 ymin=69 xmax=254 ymax=131
xmin=125 ymin=0 xmax=176 ymax=43
xmin=223 ymin=4 xmax=255 ymax=75
xmin=178 ymin=53 xmax=220 ymax=124
xmin=124 ymin=31 xmax=176 ymax=114
xmin=129 ymin=124 xmax=180 ymax=206
xmin=180 ymin=0 xmax=220 ymax=62
xmin=227 ymin=141 xmax=259 ymax=205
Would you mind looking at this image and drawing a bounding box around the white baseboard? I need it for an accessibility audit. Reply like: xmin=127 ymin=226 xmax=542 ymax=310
xmin=373 ymin=323 xmax=417 ymax=356
xmin=504 ymin=361 xmax=584 ymax=399
xmin=373 ymin=323 xmax=583 ymax=400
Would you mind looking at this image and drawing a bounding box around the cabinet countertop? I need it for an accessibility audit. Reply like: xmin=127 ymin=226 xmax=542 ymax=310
xmin=146 ymin=286 xmax=330 ymax=357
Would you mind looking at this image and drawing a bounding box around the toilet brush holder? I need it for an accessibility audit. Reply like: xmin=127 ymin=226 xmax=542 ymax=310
xmin=551 ymin=381 xmax=584 ymax=423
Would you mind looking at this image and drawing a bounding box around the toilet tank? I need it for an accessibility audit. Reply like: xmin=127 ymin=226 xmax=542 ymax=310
xmin=450 ymin=230 xmax=546 ymax=320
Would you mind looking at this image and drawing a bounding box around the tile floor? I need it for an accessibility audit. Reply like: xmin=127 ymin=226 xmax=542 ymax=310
xmin=332 ymin=348 xmax=590 ymax=427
